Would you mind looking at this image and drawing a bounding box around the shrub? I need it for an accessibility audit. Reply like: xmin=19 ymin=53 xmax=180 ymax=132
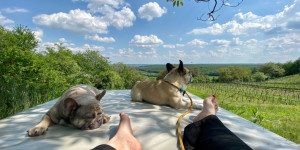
xmin=252 ymin=72 xmax=268 ymax=82
xmin=259 ymin=62 xmax=285 ymax=78
xmin=218 ymin=65 xmax=252 ymax=82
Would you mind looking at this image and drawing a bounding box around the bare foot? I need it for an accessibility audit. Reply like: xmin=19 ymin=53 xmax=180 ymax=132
xmin=107 ymin=112 xmax=142 ymax=150
xmin=193 ymin=95 xmax=219 ymax=123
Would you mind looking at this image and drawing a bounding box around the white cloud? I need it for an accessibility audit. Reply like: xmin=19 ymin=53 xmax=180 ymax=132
xmin=118 ymin=48 xmax=135 ymax=55
xmin=33 ymin=28 xmax=43 ymax=42
xmin=138 ymin=2 xmax=167 ymax=21
xmin=176 ymin=44 xmax=185 ymax=47
xmin=229 ymin=48 xmax=245 ymax=56
xmin=210 ymin=39 xmax=231 ymax=47
xmin=163 ymin=44 xmax=176 ymax=48
xmin=217 ymin=49 xmax=228 ymax=53
xmin=0 ymin=13 xmax=14 ymax=25
xmin=119 ymin=49 xmax=125 ymax=55
xmin=59 ymin=38 xmax=67 ymax=43
xmin=75 ymin=0 xmax=135 ymax=30
xmin=85 ymin=34 xmax=115 ymax=42
xmin=33 ymin=9 xmax=109 ymax=34
xmin=2 ymin=7 xmax=29 ymax=13
xmin=108 ymin=48 xmax=149 ymax=63
xmin=209 ymin=50 xmax=219 ymax=57
xmin=33 ymin=6 xmax=135 ymax=34
xmin=38 ymin=41 xmax=104 ymax=53
xmin=231 ymin=37 xmax=243 ymax=46
xmin=176 ymin=50 xmax=187 ymax=59
xmin=187 ymin=1 xmax=300 ymax=36
xmin=243 ymin=39 xmax=263 ymax=54
xmin=265 ymin=33 xmax=300 ymax=51
xmin=163 ymin=43 xmax=185 ymax=48
xmin=187 ymin=39 xmax=208 ymax=48
xmin=187 ymin=23 xmax=224 ymax=35
xmin=79 ymin=0 xmax=127 ymax=12
xmin=130 ymin=34 xmax=163 ymax=48
xmin=103 ymin=7 xmax=136 ymax=29
xmin=68 ymin=44 xmax=105 ymax=52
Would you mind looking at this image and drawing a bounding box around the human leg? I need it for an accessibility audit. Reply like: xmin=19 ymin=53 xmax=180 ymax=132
xmin=92 ymin=112 xmax=142 ymax=150
xmin=183 ymin=95 xmax=252 ymax=150
xmin=193 ymin=95 xmax=219 ymax=122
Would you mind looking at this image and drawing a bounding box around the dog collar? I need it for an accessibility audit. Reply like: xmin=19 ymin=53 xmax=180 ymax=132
xmin=164 ymin=80 xmax=186 ymax=96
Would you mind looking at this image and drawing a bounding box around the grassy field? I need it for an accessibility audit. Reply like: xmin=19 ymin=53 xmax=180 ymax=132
xmin=186 ymin=75 xmax=300 ymax=144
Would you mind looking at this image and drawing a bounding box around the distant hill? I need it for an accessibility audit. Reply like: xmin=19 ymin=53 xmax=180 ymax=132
xmin=267 ymin=74 xmax=300 ymax=83
xmin=135 ymin=64 xmax=261 ymax=77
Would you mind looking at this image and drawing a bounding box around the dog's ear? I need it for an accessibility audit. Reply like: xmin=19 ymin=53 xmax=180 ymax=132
xmin=178 ymin=60 xmax=186 ymax=74
xmin=96 ymin=90 xmax=106 ymax=101
xmin=166 ymin=63 xmax=175 ymax=72
xmin=103 ymin=114 xmax=110 ymax=124
xmin=64 ymin=98 xmax=78 ymax=117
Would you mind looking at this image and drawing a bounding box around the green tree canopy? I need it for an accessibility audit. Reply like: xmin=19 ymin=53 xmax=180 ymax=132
xmin=113 ymin=63 xmax=147 ymax=89
xmin=282 ymin=57 xmax=300 ymax=75
xmin=252 ymin=72 xmax=268 ymax=82
xmin=218 ymin=65 xmax=251 ymax=82
xmin=0 ymin=25 xmax=38 ymax=83
xmin=259 ymin=62 xmax=285 ymax=78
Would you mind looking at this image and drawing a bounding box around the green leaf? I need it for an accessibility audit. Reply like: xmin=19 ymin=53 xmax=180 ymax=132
xmin=177 ymin=1 xmax=179 ymax=7
xmin=180 ymin=1 xmax=184 ymax=6
xmin=173 ymin=1 xmax=176 ymax=7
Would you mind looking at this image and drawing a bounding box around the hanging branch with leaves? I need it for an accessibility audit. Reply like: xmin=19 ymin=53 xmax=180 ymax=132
xmin=167 ymin=0 xmax=243 ymax=21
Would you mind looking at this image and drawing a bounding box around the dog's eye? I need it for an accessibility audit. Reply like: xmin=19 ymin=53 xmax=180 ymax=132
xmin=87 ymin=114 xmax=95 ymax=119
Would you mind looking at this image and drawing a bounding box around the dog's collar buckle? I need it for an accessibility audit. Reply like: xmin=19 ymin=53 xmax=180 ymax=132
xmin=164 ymin=80 xmax=186 ymax=96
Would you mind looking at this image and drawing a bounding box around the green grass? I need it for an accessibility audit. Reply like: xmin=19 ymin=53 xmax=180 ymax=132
xmin=267 ymin=74 xmax=300 ymax=83
xmin=0 ymin=80 xmax=64 ymax=119
xmin=187 ymin=87 xmax=300 ymax=144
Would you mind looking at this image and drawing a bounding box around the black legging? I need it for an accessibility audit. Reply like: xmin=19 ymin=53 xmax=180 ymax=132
xmin=92 ymin=115 xmax=252 ymax=150
xmin=183 ymin=115 xmax=253 ymax=150
xmin=92 ymin=144 xmax=116 ymax=150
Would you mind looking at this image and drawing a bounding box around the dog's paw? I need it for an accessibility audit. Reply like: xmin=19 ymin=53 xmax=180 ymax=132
xmin=27 ymin=126 xmax=47 ymax=137
xmin=192 ymin=103 xmax=203 ymax=110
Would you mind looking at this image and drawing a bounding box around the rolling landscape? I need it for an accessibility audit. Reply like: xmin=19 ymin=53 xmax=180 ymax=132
xmin=133 ymin=64 xmax=300 ymax=143
xmin=1 ymin=0 xmax=300 ymax=148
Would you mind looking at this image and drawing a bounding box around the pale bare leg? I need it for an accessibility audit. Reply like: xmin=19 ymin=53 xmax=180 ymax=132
xmin=193 ymin=95 xmax=219 ymax=123
xmin=107 ymin=112 xmax=142 ymax=150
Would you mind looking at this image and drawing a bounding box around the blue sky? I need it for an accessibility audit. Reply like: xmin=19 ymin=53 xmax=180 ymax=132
xmin=1 ymin=0 xmax=299 ymax=64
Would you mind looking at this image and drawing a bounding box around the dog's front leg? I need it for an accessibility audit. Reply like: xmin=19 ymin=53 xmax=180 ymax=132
xmin=28 ymin=114 xmax=53 ymax=137
xmin=169 ymin=97 xmax=192 ymax=109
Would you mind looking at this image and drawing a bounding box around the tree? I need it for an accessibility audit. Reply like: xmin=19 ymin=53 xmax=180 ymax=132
xmin=283 ymin=57 xmax=300 ymax=75
xmin=259 ymin=63 xmax=285 ymax=78
xmin=73 ymin=50 xmax=123 ymax=89
xmin=193 ymin=75 xmax=210 ymax=83
xmin=35 ymin=44 xmax=85 ymax=91
xmin=113 ymin=63 xmax=147 ymax=89
xmin=252 ymin=72 xmax=268 ymax=82
xmin=0 ymin=25 xmax=38 ymax=84
xmin=218 ymin=65 xmax=251 ymax=82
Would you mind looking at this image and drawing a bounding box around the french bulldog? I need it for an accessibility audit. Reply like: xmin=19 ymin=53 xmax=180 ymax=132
xmin=131 ymin=60 xmax=201 ymax=109
xmin=28 ymin=84 xmax=110 ymax=137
